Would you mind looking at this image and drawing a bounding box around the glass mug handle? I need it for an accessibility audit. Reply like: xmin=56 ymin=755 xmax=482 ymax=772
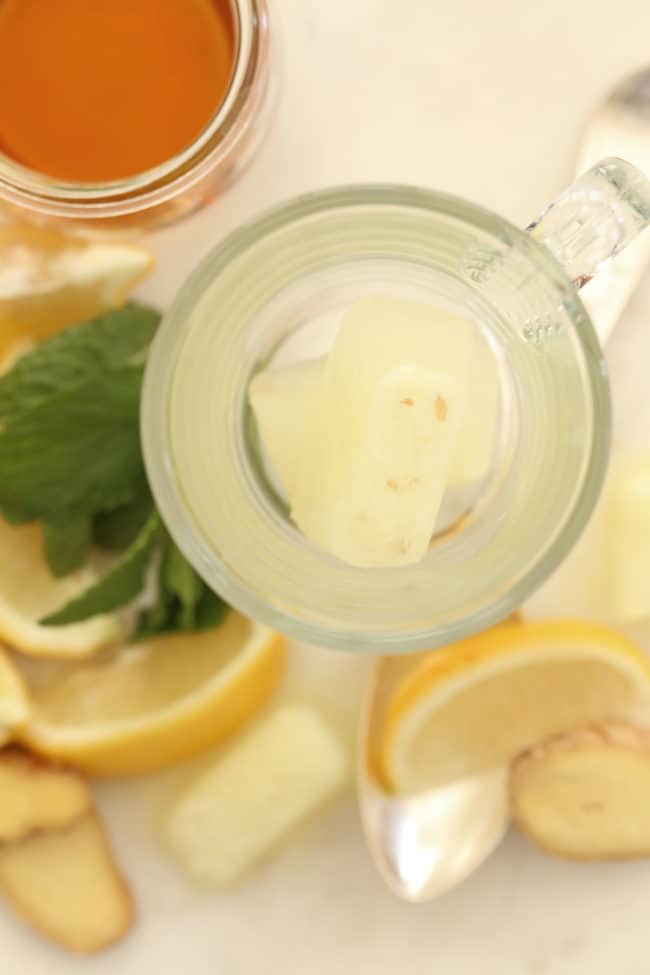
xmin=527 ymin=157 xmax=650 ymax=343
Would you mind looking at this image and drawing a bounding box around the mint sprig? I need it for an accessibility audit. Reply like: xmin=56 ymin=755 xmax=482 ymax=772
xmin=93 ymin=485 xmax=154 ymax=552
xmin=42 ymin=510 xmax=161 ymax=625
xmin=0 ymin=365 xmax=147 ymax=522
xmin=0 ymin=303 xmax=160 ymax=523
xmin=0 ymin=303 xmax=160 ymax=426
xmin=0 ymin=303 xmax=230 ymax=637
xmin=44 ymin=514 xmax=92 ymax=577
xmin=134 ymin=535 xmax=227 ymax=639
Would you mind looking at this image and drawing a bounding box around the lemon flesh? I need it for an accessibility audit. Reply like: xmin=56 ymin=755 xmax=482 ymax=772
xmin=21 ymin=613 xmax=286 ymax=776
xmin=381 ymin=621 xmax=650 ymax=795
xmin=0 ymin=519 xmax=123 ymax=659
xmin=0 ymin=221 xmax=152 ymax=360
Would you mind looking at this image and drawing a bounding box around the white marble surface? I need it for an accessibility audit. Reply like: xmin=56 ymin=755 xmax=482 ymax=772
xmin=6 ymin=1 xmax=650 ymax=972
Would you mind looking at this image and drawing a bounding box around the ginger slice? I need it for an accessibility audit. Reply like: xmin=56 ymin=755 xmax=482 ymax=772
xmin=510 ymin=721 xmax=650 ymax=860
xmin=0 ymin=748 xmax=89 ymax=841
xmin=0 ymin=813 xmax=134 ymax=953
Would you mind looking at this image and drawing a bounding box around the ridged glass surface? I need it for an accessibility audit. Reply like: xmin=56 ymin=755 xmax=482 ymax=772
xmin=142 ymin=186 xmax=609 ymax=652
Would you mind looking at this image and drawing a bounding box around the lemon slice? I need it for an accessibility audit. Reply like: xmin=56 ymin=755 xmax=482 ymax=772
xmin=0 ymin=646 xmax=29 ymax=745
xmin=0 ymin=220 xmax=153 ymax=361
xmin=380 ymin=620 xmax=650 ymax=795
xmin=20 ymin=612 xmax=286 ymax=776
xmin=0 ymin=518 xmax=124 ymax=659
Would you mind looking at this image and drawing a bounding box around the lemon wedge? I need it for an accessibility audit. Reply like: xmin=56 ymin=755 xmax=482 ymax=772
xmin=20 ymin=612 xmax=286 ymax=776
xmin=0 ymin=518 xmax=123 ymax=659
xmin=0 ymin=646 xmax=29 ymax=745
xmin=0 ymin=220 xmax=153 ymax=361
xmin=380 ymin=620 xmax=650 ymax=795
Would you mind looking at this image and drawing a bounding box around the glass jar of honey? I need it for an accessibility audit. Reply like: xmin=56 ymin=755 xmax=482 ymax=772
xmin=0 ymin=0 xmax=272 ymax=230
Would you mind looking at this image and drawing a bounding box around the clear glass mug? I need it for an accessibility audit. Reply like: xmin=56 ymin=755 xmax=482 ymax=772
xmin=0 ymin=0 xmax=272 ymax=231
xmin=142 ymin=158 xmax=650 ymax=653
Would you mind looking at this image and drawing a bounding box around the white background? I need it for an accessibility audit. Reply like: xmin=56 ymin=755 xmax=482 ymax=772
xmin=6 ymin=1 xmax=650 ymax=972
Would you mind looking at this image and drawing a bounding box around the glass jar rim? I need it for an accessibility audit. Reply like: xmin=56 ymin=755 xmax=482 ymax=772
xmin=142 ymin=183 xmax=611 ymax=652
xmin=0 ymin=0 xmax=268 ymax=220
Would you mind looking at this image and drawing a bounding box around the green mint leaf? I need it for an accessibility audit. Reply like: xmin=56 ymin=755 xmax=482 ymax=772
xmin=0 ymin=501 xmax=35 ymax=525
xmin=0 ymin=365 xmax=147 ymax=522
xmin=0 ymin=302 xmax=160 ymax=523
xmin=43 ymin=514 xmax=92 ymax=577
xmin=134 ymin=536 xmax=228 ymax=638
xmin=134 ymin=535 xmax=202 ymax=638
xmin=93 ymin=485 xmax=154 ymax=551
xmin=41 ymin=510 xmax=161 ymax=625
xmin=0 ymin=303 xmax=160 ymax=426
xmin=195 ymin=587 xmax=228 ymax=630
xmin=133 ymin=590 xmax=175 ymax=640
xmin=161 ymin=540 xmax=204 ymax=631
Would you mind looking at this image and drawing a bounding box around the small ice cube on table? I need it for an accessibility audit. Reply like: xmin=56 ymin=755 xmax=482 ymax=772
xmin=163 ymin=706 xmax=348 ymax=886
xmin=609 ymin=452 xmax=650 ymax=623
xmin=289 ymin=297 xmax=473 ymax=567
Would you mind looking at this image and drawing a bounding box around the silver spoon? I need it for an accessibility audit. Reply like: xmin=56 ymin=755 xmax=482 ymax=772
xmin=577 ymin=66 xmax=650 ymax=343
xmin=358 ymin=67 xmax=650 ymax=902
xmin=357 ymin=655 xmax=509 ymax=902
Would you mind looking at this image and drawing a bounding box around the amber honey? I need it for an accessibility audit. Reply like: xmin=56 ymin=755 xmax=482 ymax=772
xmin=0 ymin=0 xmax=235 ymax=183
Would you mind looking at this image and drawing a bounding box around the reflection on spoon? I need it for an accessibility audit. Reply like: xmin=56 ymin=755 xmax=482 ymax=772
xmin=357 ymin=656 xmax=509 ymax=902
xmin=577 ymin=65 xmax=650 ymax=344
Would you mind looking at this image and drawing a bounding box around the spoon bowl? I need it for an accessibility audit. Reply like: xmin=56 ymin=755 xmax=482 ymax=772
xmin=357 ymin=656 xmax=509 ymax=902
